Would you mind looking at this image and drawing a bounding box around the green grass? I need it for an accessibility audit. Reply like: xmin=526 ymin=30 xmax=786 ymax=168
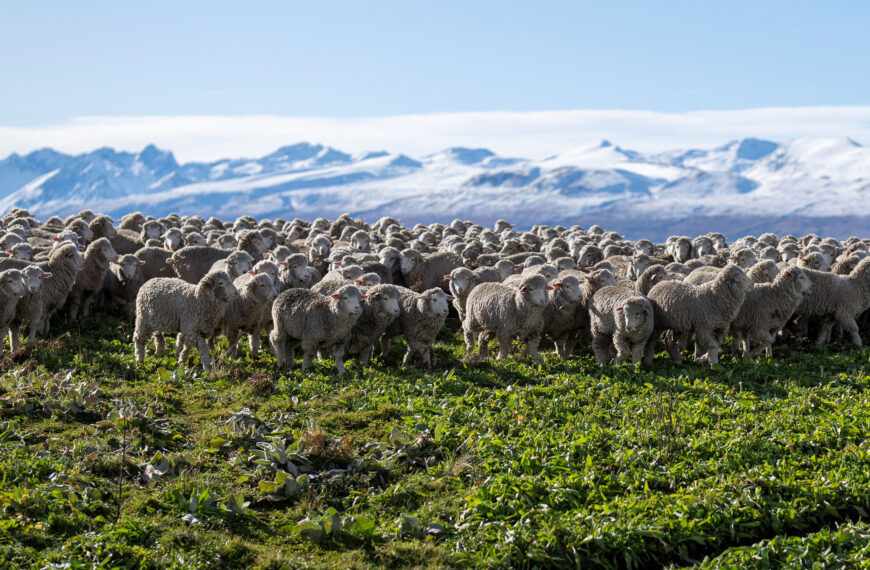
xmin=3 ymin=313 xmax=870 ymax=568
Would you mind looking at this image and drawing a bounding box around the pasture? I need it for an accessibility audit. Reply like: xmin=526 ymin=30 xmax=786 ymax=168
xmin=2 ymin=312 xmax=870 ymax=568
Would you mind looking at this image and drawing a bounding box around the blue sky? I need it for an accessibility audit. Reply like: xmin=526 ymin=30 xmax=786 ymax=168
xmin=2 ymin=1 xmax=868 ymax=123
xmin=2 ymin=1 xmax=869 ymax=160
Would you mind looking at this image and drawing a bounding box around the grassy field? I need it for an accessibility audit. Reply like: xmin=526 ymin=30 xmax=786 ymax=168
xmin=3 ymin=313 xmax=870 ymax=569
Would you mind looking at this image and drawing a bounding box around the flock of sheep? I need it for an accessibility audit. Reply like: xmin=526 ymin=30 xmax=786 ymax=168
xmin=0 ymin=207 xmax=867 ymax=374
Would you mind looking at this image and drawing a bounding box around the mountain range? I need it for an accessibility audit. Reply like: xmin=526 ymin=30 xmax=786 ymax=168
xmin=1 ymin=137 xmax=869 ymax=241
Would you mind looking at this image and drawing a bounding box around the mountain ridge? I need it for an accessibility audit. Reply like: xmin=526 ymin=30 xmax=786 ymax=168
xmin=1 ymin=137 xmax=868 ymax=240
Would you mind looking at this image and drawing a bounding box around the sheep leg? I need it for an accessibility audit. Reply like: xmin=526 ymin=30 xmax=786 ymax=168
xmin=496 ymin=334 xmax=511 ymax=361
xmin=815 ymin=318 xmax=835 ymax=345
xmin=663 ymin=331 xmax=683 ymax=365
xmin=613 ymin=334 xmax=632 ymax=364
xmin=133 ymin=325 xmax=149 ymax=362
xmin=629 ymin=341 xmax=645 ymax=366
xmin=154 ymin=333 xmax=166 ymax=357
xmin=270 ymin=329 xmax=287 ymax=367
xmin=642 ymin=332 xmax=658 ymax=366
xmin=300 ymin=345 xmax=314 ymax=370
xmin=333 ymin=344 xmax=346 ymax=374
xmin=80 ymin=293 xmax=94 ymax=318
xmin=67 ymin=293 xmax=81 ymax=321
xmin=478 ymin=331 xmax=491 ymax=358
xmin=177 ymin=333 xmax=191 ymax=365
xmin=196 ymin=335 xmax=212 ymax=372
xmin=378 ymin=335 xmax=391 ymax=361
xmin=226 ymin=329 xmax=240 ymax=358
xmin=591 ymin=333 xmax=613 ymax=364
xmin=463 ymin=328 xmax=476 ymax=354
xmin=695 ymin=330 xmax=718 ymax=365
xmin=842 ymin=317 xmax=862 ymax=348
xmin=526 ymin=335 xmax=542 ymax=364
xmin=8 ymin=325 xmax=18 ymax=351
xmin=248 ymin=332 xmax=260 ymax=358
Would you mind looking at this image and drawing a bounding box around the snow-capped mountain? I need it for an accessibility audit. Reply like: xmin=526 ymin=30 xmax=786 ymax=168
xmin=1 ymin=138 xmax=869 ymax=240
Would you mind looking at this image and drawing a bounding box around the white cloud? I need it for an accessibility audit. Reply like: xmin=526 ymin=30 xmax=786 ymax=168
xmin=2 ymin=107 xmax=870 ymax=162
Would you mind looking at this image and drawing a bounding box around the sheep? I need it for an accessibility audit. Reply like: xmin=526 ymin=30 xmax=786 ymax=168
xmin=0 ymin=269 xmax=26 ymax=355
xmin=380 ymin=287 xmax=452 ymax=367
xmin=278 ymin=253 xmax=313 ymax=290
xmin=798 ymin=252 xmax=831 ymax=272
xmin=730 ymin=266 xmax=813 ymax=357
xmin=540 ymin=275 xmax=583 ymax=359
xmin=9 ymin=266 xmax=51 ymax=349
xmin=103 ymin=254 xmax=145 ymax=316
xmin=728 ymin=247 xmax=757 ymax=269
xmin=134 ymin=246 xmax=175 ymax=282
xmin=345 ymin=283 xmax=401 ymax=364
xmin=252 ymin=259 xmax=281 ymax=285
xmin=636 ymin=265 xmax=672 ymax=295
xmin=462 ymin=274 xmax=551 ymax=363
xmin=472 ymin=266 xmax=502 ymax=285
xmin=209 ymin=250 xmax=254 ymax=279
xmin=793 ymin=258 xmax=870 ymax=347
xmin=446 ymin=267 xmax=476 ymax=321
xmin=400 ymin=249 xmax=461 ymax=292
xmin=237 ymin=230 xmax=269 ymax=261
xmin=67 ymin=238 xmax=118 ymax=319
xmin=269 ymin=284 xmax=364 ymax=373
xmin=214 ymin=272 xmax=277 ymax=358
xmin=588 ymin=287 xmax=655 ymax=365
xmin=110 ymin=228 xmax=145 ymax=255
xmin=747 ymin=259 xmax=780 ymax=283
xmin=311 ymin=265 xmax=365 ymax=295
xmin=167 ymin=246 xmax=231 ymax=283
xmin=645 ymin=264 xmax=753 ymax=365
xmin=134 ymin=271 xmax=238 ymax=372
xmin=164 ymin=228 xmax=184 ymax=251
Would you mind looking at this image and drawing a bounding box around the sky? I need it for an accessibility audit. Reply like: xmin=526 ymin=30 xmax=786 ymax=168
xmin=2 ymin=1 xmax=869 ymax=160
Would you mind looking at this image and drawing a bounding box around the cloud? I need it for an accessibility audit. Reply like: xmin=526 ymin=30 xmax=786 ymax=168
xmin=2 ymin=107 xmax=870 ymax=162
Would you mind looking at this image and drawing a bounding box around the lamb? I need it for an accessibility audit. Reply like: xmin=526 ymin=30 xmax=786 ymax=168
xmin=793 ymin=258 xmax=870 ymax=346
xmin=729 ymin=248 xmax=757 ymax=269
xmin=799 ymin=252 xmax=831 ymax=272
xmin=214 ymin=272 xmax=277 ymax=358
xmin=380 ymin=287 xmax=452 ymax=367
xmin=209 ymin=250 xmax=255 ymax=279
xmin=540 ymin=275 xmax=583 ymax=359
xmin=730 ymin=266 xmax=813 ymax=357
xmin=462 ymin=274 xmax=551 ymax=363
xmin=252 ymin=259 xmax=281 ymax=286
xmin=0 ymin=269 xmax=26 ymax=355
xmin=445 ymin=267 xmax=476 ymax=320
xmin=134 ymin=271 xmax=238 ymax=372
xmin=102 ymin=254 xmax=145 ymax=316
xmin=269 ymin=284 xmax=364 ymax=373
xmin=645 ymin=264 xmax=753 ymax=365
xmin=67 ymin=237 xmax=118 ymax=319
xmin=400 ymin=249 xmax=461 ymax=292
xmin=345 ymin=283 xmax=401 ymax=363
xmin=167 ymin=246 xmax=231 ymax=283
xmin=588 ymin=287 xmax=655 ymax=365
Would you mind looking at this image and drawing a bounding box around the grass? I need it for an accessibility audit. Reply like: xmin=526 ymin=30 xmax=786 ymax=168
xmin=2 ymin=312 xmax=870 ymax=568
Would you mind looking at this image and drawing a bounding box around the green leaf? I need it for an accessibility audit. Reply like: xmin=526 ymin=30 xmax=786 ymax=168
xmin=345 ymin=516 xmax=376 ymax=535
xmin=295 ymin=518 xmax=324 ymax=543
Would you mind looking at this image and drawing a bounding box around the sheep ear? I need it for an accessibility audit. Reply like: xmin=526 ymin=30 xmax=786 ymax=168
xmin=331 ymin=294 xmax=340 ymax=300
xmin=334 ymin=261 xmax=342 ymax=267
xmin=41 ymin=272 xmax=52 ymax=279
xmin=444 ymin=274 xmax=452 ymax=280
xmin=248 ymin=270 xmax=256 ymax=275
xmin=446 ymin=295 xmax=455 ymax=301
xmin=354 ymin=279 xmax=362 ymax=284
xmin=138 ymin=260 xmax=145 ymax=266
xmin=553 ymin=282 xmax=562 ymax=288
xmin=279 ymin=262 xmax=287 ymax=266
xmin=545 ymin=285 xmax=554 ymax=291
xmin=520 ymin=286 xmax=528 ymax=292
xmin=52 ymin=237 xmax=60 ymax=242
xmin=616 ymin=307 xmax=623 ymax=311
xmin=5 ymin=249 xmax=12 ymax=254
xmin=359 ymin=295 xmax=367 ymax=301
